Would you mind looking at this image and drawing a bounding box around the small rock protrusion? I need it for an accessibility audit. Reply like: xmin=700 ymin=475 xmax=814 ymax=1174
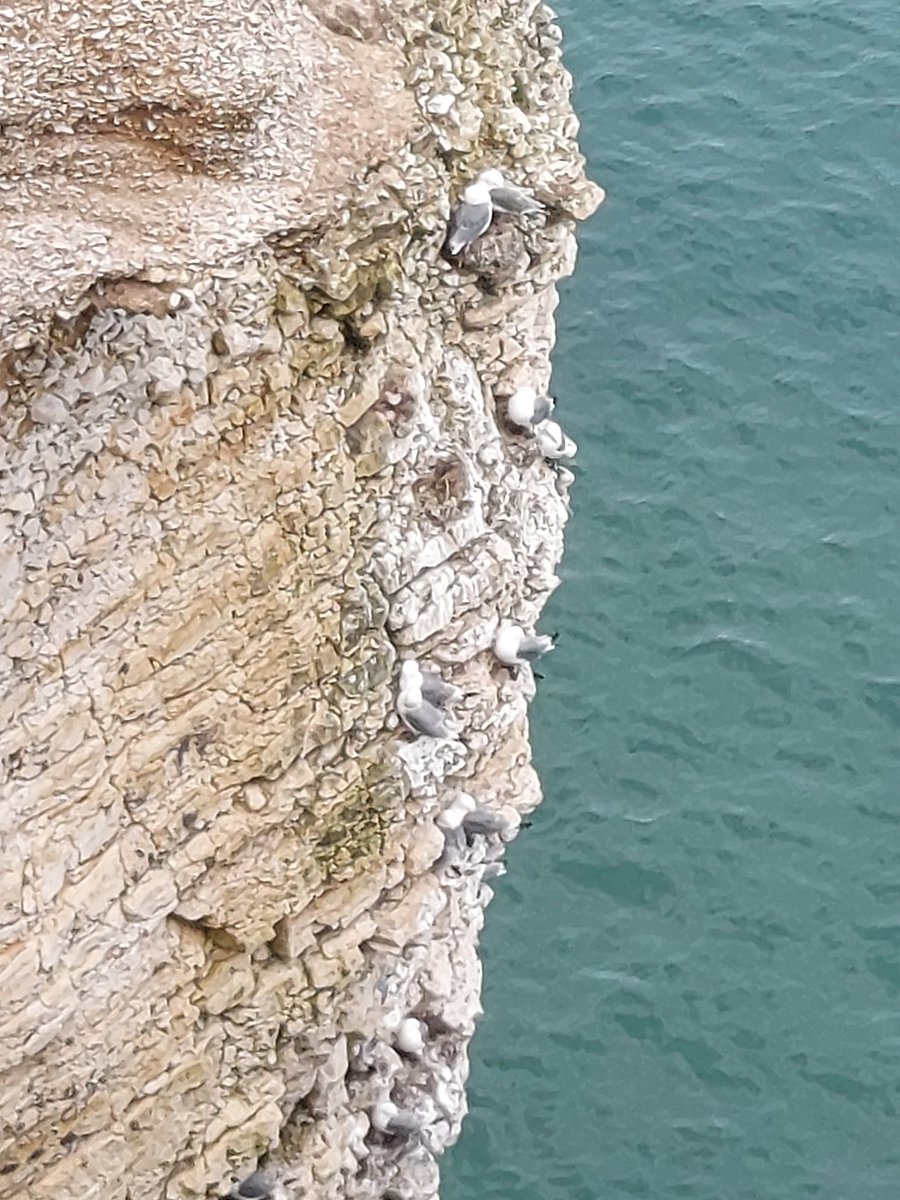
xmin=394 ymin=1017 xmax=426 ymax=1057
xmin=212 ymin=322 xmax=253 ymax=360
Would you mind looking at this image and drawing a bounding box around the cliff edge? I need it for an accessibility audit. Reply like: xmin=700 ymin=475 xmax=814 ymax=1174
xmin=0 ymin=2 xmax=602 ymax=1197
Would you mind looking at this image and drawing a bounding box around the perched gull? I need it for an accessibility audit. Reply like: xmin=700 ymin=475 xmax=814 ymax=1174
xmin=477 ymin=167 xmax=545 ymax=215
xmin=534 ymin=417 xmax=577 ymax=460
xmin=507 ymin=385 xmax=555 ymax=429
xmin=371 ymin=1100 xmax=421 ymax=1139
xmin=444 ymin=181 xmax=493 ymax=256
xmin=397 ymin=660 xmax=456 ymax=739
xmin=493 ymin=623 xmax=557 ymax=668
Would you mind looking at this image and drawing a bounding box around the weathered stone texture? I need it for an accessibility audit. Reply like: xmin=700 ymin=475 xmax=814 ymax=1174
xmin=0 ymin=1 xmax=602 ymax=1198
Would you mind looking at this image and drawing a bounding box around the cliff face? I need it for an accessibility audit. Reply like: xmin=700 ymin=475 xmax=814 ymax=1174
xmin=0 ymin=3 xmax=602 ymax=1198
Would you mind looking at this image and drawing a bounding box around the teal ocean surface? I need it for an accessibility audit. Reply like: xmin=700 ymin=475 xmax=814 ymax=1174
xmin=445 ymin=2 xmax=900 ymax=1198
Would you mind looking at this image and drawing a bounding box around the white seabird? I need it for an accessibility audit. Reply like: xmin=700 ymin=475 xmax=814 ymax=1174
xmin=507 ymin=384 xmax=555 ymax=429
xmin=534 ymin=417 xmax=578 ymax=460
xmin=444 ymin=181 xmax=493 ymax=256
xmin=371 ymin=1100 xmax=421 ymax=1138
xmin=493 ymin=623 xmax=557 ymax=668
xmin=477 ymin=167 xmax=545 ymax=215
xmin=397 ymin=660 xmax=456 ymax=739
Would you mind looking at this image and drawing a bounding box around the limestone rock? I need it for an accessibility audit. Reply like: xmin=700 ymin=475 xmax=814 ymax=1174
xmin=0 ymin=1 xmax=603 ymax=1198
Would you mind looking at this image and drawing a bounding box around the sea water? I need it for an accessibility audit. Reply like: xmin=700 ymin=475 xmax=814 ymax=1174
xmin=445 ymin=2 xmax=900 ymax=1197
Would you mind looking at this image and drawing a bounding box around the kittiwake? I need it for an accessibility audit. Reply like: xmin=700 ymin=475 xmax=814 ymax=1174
xmin=477 ymin=167 xmax=545 ymax=215
xmin=493 ymin=623 xmax=557 ymax=668
xmin=444 ymin=181 xmax=493 ymax=256
xmin=534 ymin=417 xmax=577 ymax=460
xmin=506 ymin=385 xmax=555 ymax=429
xmin=397 ymin=660 xmax=456 ymax=739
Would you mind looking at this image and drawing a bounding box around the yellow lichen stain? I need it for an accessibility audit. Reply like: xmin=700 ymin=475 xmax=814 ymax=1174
xmin=310 ymin=770 xmax=399 ymax=885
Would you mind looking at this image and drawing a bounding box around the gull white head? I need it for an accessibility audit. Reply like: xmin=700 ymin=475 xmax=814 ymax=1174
xmin=477 ymin=167 xmax=505 ymax=188
xmin=462 ymin=180 xmax=492 ymax=207
xmin=437 ymin=792 xmax=478 ymax=830
xmin=493 ymin=623 xmax=525 ymax=665
xmin=395 ymin=1017 xmax=426 ymax=1056
xmin=371 ymin=1101 xmax=399 ymax=1132
xmin=399 ymin=659 xmax=423 ymax=700
xmin=507 ymin=386 xmax=538 ymax=427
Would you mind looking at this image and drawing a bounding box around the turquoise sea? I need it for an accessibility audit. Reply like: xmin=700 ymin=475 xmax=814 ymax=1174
xmin=445 ymin=2 xmax=900 ymax=1198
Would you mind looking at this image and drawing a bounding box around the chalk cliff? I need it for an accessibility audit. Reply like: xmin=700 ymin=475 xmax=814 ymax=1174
xmin=0 ymin=2 xmax=602 ymax=1197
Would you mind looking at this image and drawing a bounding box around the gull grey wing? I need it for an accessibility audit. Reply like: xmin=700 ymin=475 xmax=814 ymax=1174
xmin=232 ymin=1173 xmax=272 ymax=1200
xmin=518 ymin=635 xmax=554 ymax=661
xmin=444 ymin=199 xmax=492 ymax=255
xmin=400 ymin=696 xmax=454 ymax=738
xmin=532 ymin=394 xmax=554 ymax=422
xmin=438 ymin=825 xmax=468 ymax=870
xmin=462 ymin=807 xmax=509 ymax=839
xmin=488 ymin=185 xmax=545 ymax=215
xmin=421 ymin=669 xmax=461 ymax=708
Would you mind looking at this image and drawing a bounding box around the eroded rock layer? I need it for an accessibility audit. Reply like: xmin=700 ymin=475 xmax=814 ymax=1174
xmin=0 ymin=2 xmax=602 ymax=1197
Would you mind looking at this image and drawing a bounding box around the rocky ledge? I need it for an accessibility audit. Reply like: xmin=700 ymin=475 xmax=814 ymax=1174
xmin=0 ymin=2 xmax=602 ymax=1198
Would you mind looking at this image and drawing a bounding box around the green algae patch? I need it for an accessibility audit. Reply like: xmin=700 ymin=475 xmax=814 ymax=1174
xmin=311 ymin=773 xmax=401 ymax=885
